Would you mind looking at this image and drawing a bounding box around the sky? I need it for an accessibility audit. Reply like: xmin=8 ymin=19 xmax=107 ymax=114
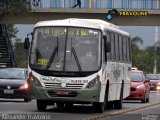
xmin=15 ymin=24 xmax=157 ymax=49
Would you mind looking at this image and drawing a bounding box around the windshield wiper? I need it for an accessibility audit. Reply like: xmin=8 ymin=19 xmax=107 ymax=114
xmin=4 ymin=78 xmax=17 ymax=79
xmin=45 ymin=37 xmax=59 ymax=70
xmin=45 ymin=46 xmax=58 ymax=70
xmin=71 ymin=47 xmax=82 ymax=72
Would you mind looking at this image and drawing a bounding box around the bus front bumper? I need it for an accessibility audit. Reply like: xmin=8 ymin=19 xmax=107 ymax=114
xmin=30 ymin=84 xmax=101 ymax=103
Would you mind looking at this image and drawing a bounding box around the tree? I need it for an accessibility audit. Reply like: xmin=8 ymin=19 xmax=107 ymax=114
xmin=13 ymin=38 xmax=28 ymax=68
xmin=0 ymin=0 xmax=31 ymax=18
xmin=131 ymin=36 xmax=160 ymax=74
xmin=6 ymin=25 xmax=28 ymax=67
xmin=6 ymin=24 xmax=19 ymax=40
xmin=144 ymin=46 xmax=155 ymax=73
xmin=131 ymin=36 xmax=143 ymax=51
xmin=131 ymin=36 xmax=143 ymax=67
xmin=141 ymin=45 xmax=160 ymax=74
xmin=0 ymin=0 xmax=31 ymax=67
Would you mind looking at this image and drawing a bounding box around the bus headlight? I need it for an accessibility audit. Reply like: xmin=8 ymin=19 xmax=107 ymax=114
xmin=27 ymin=72 xmax=42 ymax=86
xmin=19 ymin=82 xmax=29 ymax=90
xmin=86 ymin=76 xmax=100 ymax=88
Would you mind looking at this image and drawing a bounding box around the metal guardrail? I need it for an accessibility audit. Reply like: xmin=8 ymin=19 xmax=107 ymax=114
xmin=30 ymin=0 xmax=160 ymax=9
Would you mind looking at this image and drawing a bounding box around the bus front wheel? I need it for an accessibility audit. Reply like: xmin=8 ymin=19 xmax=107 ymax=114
xmin=93 ymin=102 xmax=105 ymax=113
xmin=56 ymin=102 xmax=65 ymax=108
xmin=37 ymin=100 xmax=47 ymax=111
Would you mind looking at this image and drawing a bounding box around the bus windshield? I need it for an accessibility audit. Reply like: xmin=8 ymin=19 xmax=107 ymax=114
xmin=30 ymin=27 xmax=101 ymax=73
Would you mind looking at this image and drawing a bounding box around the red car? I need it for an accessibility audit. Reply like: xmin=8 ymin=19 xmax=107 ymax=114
xmin=125 ymin=69 xmax=150 ymax=103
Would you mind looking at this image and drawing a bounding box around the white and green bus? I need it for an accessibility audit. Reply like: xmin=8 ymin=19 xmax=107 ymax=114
xmin=24 ymin=18 xmax=131 ymax=113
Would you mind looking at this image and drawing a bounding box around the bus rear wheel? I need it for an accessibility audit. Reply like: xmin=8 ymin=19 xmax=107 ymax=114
xmin=37 ymin=100 xmax=47 ymax=111
xmin=114 ymin=95 xmax=123 ymax=109
xmin=114 ymin=84 xmax=123 ymax=109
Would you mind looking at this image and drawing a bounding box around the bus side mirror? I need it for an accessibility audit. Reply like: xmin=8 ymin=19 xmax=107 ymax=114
xmin=24 ymin=37 xmax=30 ymax=49
xmin=103 ymin=35 xmax=110 ymax=52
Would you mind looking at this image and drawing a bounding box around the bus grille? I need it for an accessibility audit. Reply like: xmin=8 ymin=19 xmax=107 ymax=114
xmin=43 ymin=82 xmax=84 ymax=89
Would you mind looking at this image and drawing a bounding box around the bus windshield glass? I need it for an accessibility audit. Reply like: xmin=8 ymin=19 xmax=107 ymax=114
xmin=30 ymin=27 xmax=101 ymax=72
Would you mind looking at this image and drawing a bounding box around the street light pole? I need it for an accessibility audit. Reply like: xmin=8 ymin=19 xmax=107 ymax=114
xmin=153 ymin=26 xmax=158 ymax=74
xmin=153 ymin=0 xmax=159 ymax=74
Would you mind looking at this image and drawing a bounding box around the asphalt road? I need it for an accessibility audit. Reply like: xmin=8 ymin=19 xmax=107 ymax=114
xmin=104 ymin=101 xmax=160 ymax=120
xmin=0 ymin=91 xmax=159 ymax=120
xmin=102 ymin=91 xmax=160 ymax=120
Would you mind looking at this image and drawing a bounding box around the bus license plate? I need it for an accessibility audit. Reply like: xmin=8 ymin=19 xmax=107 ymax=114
xmin=57 ymin=91 xmax=68 ymax=95
xmin=4 ymin=90 xmax=14 ymax=94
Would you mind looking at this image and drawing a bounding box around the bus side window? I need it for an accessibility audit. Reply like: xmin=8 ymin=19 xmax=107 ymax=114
xmin=123 ymin=36 xmax=127 ymax=62
xmin=105 ymin=32 xmax=111 ymax=61
xmin=127 ymin=37 xmax=131 ymax=62
xmin=119 ymin=34 xmax=123 ymax=62
xmin=111 ymin=32 xmax=115 ymax=61
xmin=115 ymin=33 xmax=119 ymax=61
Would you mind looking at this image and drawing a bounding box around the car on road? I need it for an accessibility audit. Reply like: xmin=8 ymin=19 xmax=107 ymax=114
xmin=145 ymin=74 xmax=160 ymax=91
xmin=125 ymin=69 xmax=150 ymax=103
xmin=0 ymin=68 xmax=31 ymax=102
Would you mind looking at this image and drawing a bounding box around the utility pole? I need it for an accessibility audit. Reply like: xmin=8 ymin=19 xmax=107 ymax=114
xmin=153 ymin=27 xmax=158 ymax=74
xmin=153 ymin=0 xmax=159 ymax=74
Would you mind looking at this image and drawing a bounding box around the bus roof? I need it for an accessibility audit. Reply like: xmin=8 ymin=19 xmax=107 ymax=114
xmin=35 ymin=18 xmax=130 ymax=36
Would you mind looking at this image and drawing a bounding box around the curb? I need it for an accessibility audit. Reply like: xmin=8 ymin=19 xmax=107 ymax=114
xmin=85 ymin=102 xmax=160 ymax=120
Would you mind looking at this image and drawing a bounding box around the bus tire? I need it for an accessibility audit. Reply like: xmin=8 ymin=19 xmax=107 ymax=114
xmin=114 ymin=84 xmax=123 ymax=109
xmin=105 ymin=82 xmax=111 ymax=109
xmin=146 ymin=94 xmax=150 ymax=103
xmin=56 ymin=102 xmax=65 ymax=108
xmin=37 ymin=100 xmax=47 ymax=111
xmin=93 ymin=82 xmax=108 ymax=113
xmin=93 ymin=102 xmax=105 ymax=113
xmin=24 ymin=97 xmax=31 ymax=102
xmin=65 ymin=103 xmax=73 ymax=108
xmin=107 ymin=101 xmax=114 ymax=109
xmin=141 ymin=93 xmax=146 ymax=103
